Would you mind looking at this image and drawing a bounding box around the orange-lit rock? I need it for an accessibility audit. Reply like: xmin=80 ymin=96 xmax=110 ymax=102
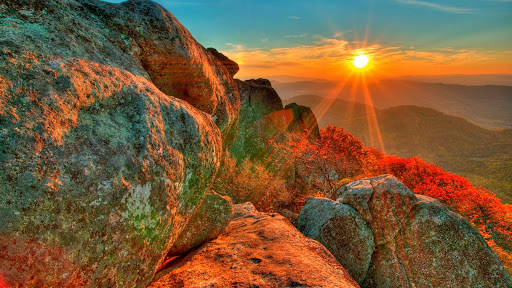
xmin=284 ymin=102 xmax=321 ymax=139
xmin=0 ymin=0 xmax=240 ymax=146
xmin=207 ymin=48 xmax=240 ymax=78
xmin=94 ymin=0 xmax=241 ymax=146
xmin=149 ymin=203 xmax=359 ymax=288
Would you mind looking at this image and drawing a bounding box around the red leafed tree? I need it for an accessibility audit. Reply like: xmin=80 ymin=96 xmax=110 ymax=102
xmin=272 ymin=126 xmax=378 ymax=196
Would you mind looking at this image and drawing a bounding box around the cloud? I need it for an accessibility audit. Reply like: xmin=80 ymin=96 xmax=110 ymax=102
xmin=284 ymin=34 xmax=308 ymax=38
xmin=288 ymin=16 xmax=301 ymax=20
xmin=225 ymin=43 xmax=245 ymax=51
xmin=396 ymin=0 xmax=474 ymax=14
xmin=223 ymin=36 xmax=503 ymax=79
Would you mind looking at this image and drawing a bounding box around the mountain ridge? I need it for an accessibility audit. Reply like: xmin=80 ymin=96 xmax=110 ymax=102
xmin=274 ymin=79 xmax=512 ymax=130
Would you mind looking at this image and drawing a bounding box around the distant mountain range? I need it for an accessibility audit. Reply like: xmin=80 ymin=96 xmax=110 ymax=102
xmin=272 ymin=79 xmax=512 ymax=130
xmin=283 ymin=95 xmax=512 ymax=204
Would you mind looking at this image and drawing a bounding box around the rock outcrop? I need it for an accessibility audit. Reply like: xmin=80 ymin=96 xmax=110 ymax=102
xmin=0 ymin=0 xmax=236 ymax=287
xmin=150 ymin=203 xmax=360 ymax=288
xmin=236 ymin=79 xmax=284 ymax=125
xmin=94 ymin=0 xmax=241 ymax=146
xmin=297 ymin=175 xmax=512 ymax=288
xmin=230 ymin=79 xmax=320 ymax=160
xmin=296 ymin=197 xmax=374 ymax=284
xmin=229 ymin=79 xmax=283 ymax=159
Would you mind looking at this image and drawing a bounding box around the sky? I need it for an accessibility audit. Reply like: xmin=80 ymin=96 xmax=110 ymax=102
xmin=105 ymin=0 xmax=512 ymax=80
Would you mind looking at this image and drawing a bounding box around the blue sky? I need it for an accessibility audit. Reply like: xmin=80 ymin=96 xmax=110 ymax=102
xmin=104 ymin=0 xmax=512 ymax=79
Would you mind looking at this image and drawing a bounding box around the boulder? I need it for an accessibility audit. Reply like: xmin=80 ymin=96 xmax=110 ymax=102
xmin=236 ymin=79 xmax=284 ymax=126
xmin=296 ymin=197 xmax=374 ymax=284
xmin=229 ymin=78 xmax=284 ymax=159
xmin=0 ymin=0 xmax=230 ymax=287
xmin=336 ymin=175 xmax=418 ymax=245
xmin=166 ymin=191 xmax=233 ymax=256
xmin=297 ymin=175 xmax=512 ymax=288
xmin=0 ymin=0 xmax=240 ymax=146
xmin=99 ymin=0 xmax=240 ymax=146
xmin=150 ymin=203 xmax=359 ymax=288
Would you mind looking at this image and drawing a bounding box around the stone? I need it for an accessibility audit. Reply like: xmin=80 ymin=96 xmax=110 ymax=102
xmin=336 ymin=175 xmax=418 ymax=245
xmin=297 ymin=176 xmax=512 ymax=287
xmin=0 ymin=0 xmax=240 ymax=146
xmin=297 ymin=197 xmax=375 ymax=284
xmin=236 ymin=79 xmax=284 ymax=126
xmin=166 ymin=191 xmax=233 ymax=256
xmin=230 ymin=78 xmax=284 ymax=159
xmin=149 ymin=203 xmax=359 ymax=288
xmin=100 ymin=0 xmax=240 ymax=146
xmin=284 ymin=102 xmax=320 ymax=139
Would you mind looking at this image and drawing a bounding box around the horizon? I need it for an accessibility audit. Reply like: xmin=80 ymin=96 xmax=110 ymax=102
xmin=104 ymin=0 xmax=512 ymax=82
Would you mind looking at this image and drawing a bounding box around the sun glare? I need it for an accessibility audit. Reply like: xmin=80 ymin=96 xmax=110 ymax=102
xmin=353 ymin=55 xmax=369 ymax=69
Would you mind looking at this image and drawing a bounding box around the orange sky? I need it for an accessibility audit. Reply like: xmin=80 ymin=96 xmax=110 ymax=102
xmin=225 ymin=37 xmax=512 ymax=81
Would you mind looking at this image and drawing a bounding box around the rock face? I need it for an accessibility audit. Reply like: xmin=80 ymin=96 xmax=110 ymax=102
xmin=166 ymin=191 xmax=233 ymax=256
xmin=296 ymin=197 xmax=374 ymax=284
xmin=297 ymin=175 xmax=512 ymax=288
xmin=229 ymin=79 xmax=283 ymax=159
xmin=236 ymin=79 xmax=284 ymax=124
xmin=150 ymin=203 xmax=360 ymax=288
xmin=0 ymin=0 xmax=235 ymax=287
xmin=230 ymin=80 xmax=320 ymax=160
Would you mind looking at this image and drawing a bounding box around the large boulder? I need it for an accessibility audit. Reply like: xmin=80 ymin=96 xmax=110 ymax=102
xmin=0 ymin=0 xmax=233 ymax=287
xmin=0 ymin=0 xmax=240 ymax=146
xmin=296 ymin=197 xmax=374 ymax=284
xmin=229 ymin=79 xmax=283 ymax=159
xmin=236 ymin=78 xmax=284 ymax=125
xmin=335 ymin=174 xmax=418 ymax=245
xmin=150 ymin=203 xmax=360 ymax=288
xmin=103 ymin=0 xmax=240 ymax=146
xmin=297 ymin=175 xmax=512 ymax=288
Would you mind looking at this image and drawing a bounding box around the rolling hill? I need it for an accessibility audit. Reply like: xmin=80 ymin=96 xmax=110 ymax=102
xmin=284 ymin=95 xmax=512 ymax=204
xmin=273 ymin=79 xmax=512 ymax=130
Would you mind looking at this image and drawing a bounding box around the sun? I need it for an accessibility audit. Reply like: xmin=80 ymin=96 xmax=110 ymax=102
xmin=353 ymin=54 xmax=369 ymax=69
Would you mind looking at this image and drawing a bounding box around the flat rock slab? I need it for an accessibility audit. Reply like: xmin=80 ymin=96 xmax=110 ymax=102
xmin=149 ymin=202 xmax=359 ymax=288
